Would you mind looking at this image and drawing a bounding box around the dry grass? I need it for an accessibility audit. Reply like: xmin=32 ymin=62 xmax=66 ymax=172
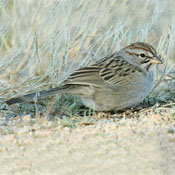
xmin=0 ymin=0 xmax=174 ymax=100
xmin=0 ymin=0 xmax=174 ymax=115
xmin=0 ymin=0 xmax=175 ymax=174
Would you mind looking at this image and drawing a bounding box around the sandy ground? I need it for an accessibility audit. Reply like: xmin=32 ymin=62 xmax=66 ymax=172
xmin=0 ymin=110 xmax=175 ymax=175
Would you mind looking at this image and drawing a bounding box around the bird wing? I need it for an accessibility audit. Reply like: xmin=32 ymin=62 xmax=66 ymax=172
xmin=64 ymin=54 xmax=143 ymax=87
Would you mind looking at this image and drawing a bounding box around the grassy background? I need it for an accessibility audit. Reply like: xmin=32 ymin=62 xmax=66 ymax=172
xmin=0 ymin=0 xmax=174 ymax=99
xmin=0 ymin=0 xmax=175 ymax=114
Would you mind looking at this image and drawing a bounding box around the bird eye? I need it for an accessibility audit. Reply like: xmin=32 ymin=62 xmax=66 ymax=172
xmin=139 ymin=53 xmax=146 ymax=58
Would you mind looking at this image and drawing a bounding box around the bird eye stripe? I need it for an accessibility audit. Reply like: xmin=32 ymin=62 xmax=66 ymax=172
xmin=146 ymin=56 xmax=152 ymax=58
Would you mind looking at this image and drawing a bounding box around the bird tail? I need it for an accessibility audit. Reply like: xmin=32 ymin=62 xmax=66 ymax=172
xmin=5 ymin=85 xmax=68 ymax=105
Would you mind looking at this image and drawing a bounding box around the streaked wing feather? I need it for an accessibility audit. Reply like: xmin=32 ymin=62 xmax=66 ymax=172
xmin=64 ymin=66 xmax=104 ymax=86
xmin=64 ymin=54 xmax=143 ymax=86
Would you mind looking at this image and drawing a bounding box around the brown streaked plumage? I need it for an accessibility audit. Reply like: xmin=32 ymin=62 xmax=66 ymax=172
xmin=6 ymin=42 xmax=163 ymax=111
xmin=123 ymin=42 xmax=157 ymax=55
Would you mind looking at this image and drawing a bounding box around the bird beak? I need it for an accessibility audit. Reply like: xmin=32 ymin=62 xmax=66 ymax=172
xmin=150 ymin=54 xmax=163 ymax=64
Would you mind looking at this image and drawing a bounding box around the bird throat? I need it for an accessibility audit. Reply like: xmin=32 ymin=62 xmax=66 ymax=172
xmin=146 ymin=63 xmax=152 ymax=71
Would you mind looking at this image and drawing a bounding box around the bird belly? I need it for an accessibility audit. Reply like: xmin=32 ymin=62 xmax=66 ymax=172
xmin=80 ymin=72 xmax=155 ymax=111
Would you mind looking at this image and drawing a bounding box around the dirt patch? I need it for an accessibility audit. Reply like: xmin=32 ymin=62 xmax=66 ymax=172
xmin=0 ymin=112 xmax=175 ymax=175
